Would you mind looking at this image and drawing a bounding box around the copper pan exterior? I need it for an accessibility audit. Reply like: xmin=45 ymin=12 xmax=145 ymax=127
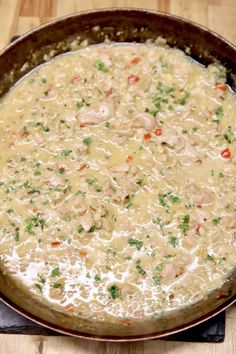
xmin=0 ymin=8 xmax=235 ymax=341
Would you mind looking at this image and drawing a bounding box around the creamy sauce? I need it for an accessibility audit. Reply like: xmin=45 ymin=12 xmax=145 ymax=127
xmin=0 ymin=43 xmax=235 ymax=325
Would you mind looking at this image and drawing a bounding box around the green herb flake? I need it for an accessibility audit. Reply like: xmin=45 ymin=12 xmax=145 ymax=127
xmin=77 ymin=225 xmax=84 ymax=233
xmin=179 ymin=214 xmax=190 ymax=234
xmin=168 ymin=236 xmax=179 ymax=248
xmin=136 ymin=179 xmax=144 ymax=186
xmin=128 ymin=238 xmax=143 ymax=251
xmin=34 ymin=171 xmax=41 ymax=176
xmin=164 ymin=254 xmax=175 ymax=259
xmin=217 ymin=257 xmax=226 ymax=264
xmin=53 ymin=283 xmax=62 ymax=289
xmin=25 ymin=214 xmax=46 ymax=235
xmin=104 ymin=121 xmax=110 ymax=128
xmin=83 ymin=137 xmax=92 ymax=146
xmin=136 ymin=259 xmax=146 ymax=276
xmin=175 ymin=92 xmax=190 ymax=105
xmin=13 ymin=227 xmax=20 ymax=241
xmin=94 ymin=274 xmax=101 ymax=281
xmin=206 ymin=254 xmax=214 ymax=261
xmin=38 ymin=275 xmax=46 ymax=284
xmin=153 ymin=217 xmax=165 ymax=230
xmin=108 ymin=284 xmax=120 ymax=299
xmin=94 ymin=60 xmax=109 ymax=73
xmin=212 ymin=217 xmax=221 ymax=225
xmin=152 ymin=274 xmax=161 ymax=285
xmin=213 ymin=106 xmax=224 ymax=123
xmin=35 ymin=283 xmax=43 ymax=292
xmin=57 ymin=167 xmax=65 ymax=175
xmin=107 ymin=248 xmax=116 ymax=256
xmin=50 ymin=267 xmax=60 ymax=277
xmin=35 ymin=122 xmax=50 ymax=132
xmin=88 ymin=224 xmax=96 ymax=233
xmin=155 ymin=263 xmax=165 ymax=272
xmin=27 ymin=188 xmax=41 ymax=195
xmin=61 ymin=149 xmax=72 ymax=157
xmin=86 ymin=177 xmax=97 ymax=185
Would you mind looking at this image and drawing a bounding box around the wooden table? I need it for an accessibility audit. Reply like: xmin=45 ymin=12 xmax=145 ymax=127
xmin=0 ymin=1 xmax=235 ymax=353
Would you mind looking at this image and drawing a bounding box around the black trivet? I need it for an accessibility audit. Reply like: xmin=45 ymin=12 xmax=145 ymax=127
xmin=0 ymin=301 xmax=225 ymax=342
xmin=5 ymin=34 xmax=225 ymax=343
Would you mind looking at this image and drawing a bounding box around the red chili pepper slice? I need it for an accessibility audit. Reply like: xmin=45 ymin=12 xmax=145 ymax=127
xmin=126 ymin=155 xmax=133 ymax=162
xmin=221 ymin=148 xmax=231 ymax=159
xmin=144 ymin=133 xmax=151 ymax=140
xmin=216 ymin=83 xmax=227 ymax=91
xmin=51 ymin=241 xmax=61 ymax=247
xmin=131 ymin=57 xmax=141 ymax=65
xmin=154 ymin=128 xmax=162 ymax=136
xmin=74 ymin=75 xmax=81 ymax=81
xmin=128 ymin=75 xmax=140 ymax=84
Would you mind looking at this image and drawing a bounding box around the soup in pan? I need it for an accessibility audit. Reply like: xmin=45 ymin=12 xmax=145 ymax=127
xmin=0 ymin=43 xmax=235 ymax=326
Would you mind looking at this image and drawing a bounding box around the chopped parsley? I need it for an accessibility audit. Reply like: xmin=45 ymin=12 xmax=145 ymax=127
xmin=108 ymin=284 xmax=120 ymax=299
xmin=57 ymin=167 xmax=65 ymax=174
xmin=152 ymin=274 xmax=161 ymax=285
xmin=86 ymin=177 xmax=97 ymax=185
xmin=164 ymin=254 xmax=175 ymax=259
xmin=50 ymin=267 xmax=60 ymax=277
xmin=212 ymin=217 xmax=221 ymax=225
xmin=155 ymin=263 xmax=165 ymax=272
xmin=88 ymin=224 xmax=96 ymax=233
xmin=35 ymin=122 xmax=50 ymax=132
xmin=53 ymin=283 xmax=62 ymax=289
xmin=61 ymin=149 xmax=72 ymax=157
xmin=213 ymin=106 xmax=224 ymax=123
xmin=128 ymin=238 xmax=143 ymax=251
xmin=35 ymin=283 xmax=43 ymax=292
xmin=25 ymin=214 xmax=46 ymax=235
xmin=168 ymin=236 xmax=179 ymax=248
xmin=206 ymin=254 xmax=214 ymax=261
xmin=179 ymin=214 xmax=190 ymax=234
xmin=94 ymin=274 xmax=101 ymax=281
xmin=159 ymin=192 xmax=180 ymax=209
xmin=13 ymin=227 xmax=20 ymax=241
xmin=136 ymin=259 xmax=146 ymax=276
xmin=83 ymin=137 xmax=92 ymax=146
xmin=136 ymin=179 xmax=144 ymax=186
xmin=153 ymin=217 xmax=165 ymax=230
xmin=94 ymin=60 xmax=109 ymax=73
xmin=76 ymin=100 xmax=84 ymax=109
xmin=77 ymin=225 xmax=84 ymax=233
xmin=175 ymin=92 xmax=190 ymax=105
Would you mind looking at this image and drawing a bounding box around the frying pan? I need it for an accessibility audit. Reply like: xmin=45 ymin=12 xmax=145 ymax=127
xmin=0 ymin=8 xmax=235 ymax=341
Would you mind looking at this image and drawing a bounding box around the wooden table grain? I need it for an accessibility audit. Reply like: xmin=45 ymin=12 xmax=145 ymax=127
xmin=0 ymin=0 xmax=235 ymax=353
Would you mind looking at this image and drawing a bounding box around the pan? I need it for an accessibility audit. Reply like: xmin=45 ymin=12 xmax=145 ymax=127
xmin=0 ymin=8 xmax=235 ymax=341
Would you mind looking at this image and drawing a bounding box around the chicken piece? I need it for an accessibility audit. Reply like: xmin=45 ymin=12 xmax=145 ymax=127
xmin=49 ymin=173 xmax=64 ymax=186
xmin=79 ymin=98 xmax=114 ymax=125
xmin=186 ymin=183 xmax=214 ymax=205
xmin=137 ymin=112 xmax=156 ymax=131
xmin=80 ymin=211 xmax=94 ymax=232
xmin=223 ymin=216 xmax=236 ymax=230
xmin=110 ymin=164 xmax=130 ymax=173
xmin=190 ymin=189 xmax=214 ymax=205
